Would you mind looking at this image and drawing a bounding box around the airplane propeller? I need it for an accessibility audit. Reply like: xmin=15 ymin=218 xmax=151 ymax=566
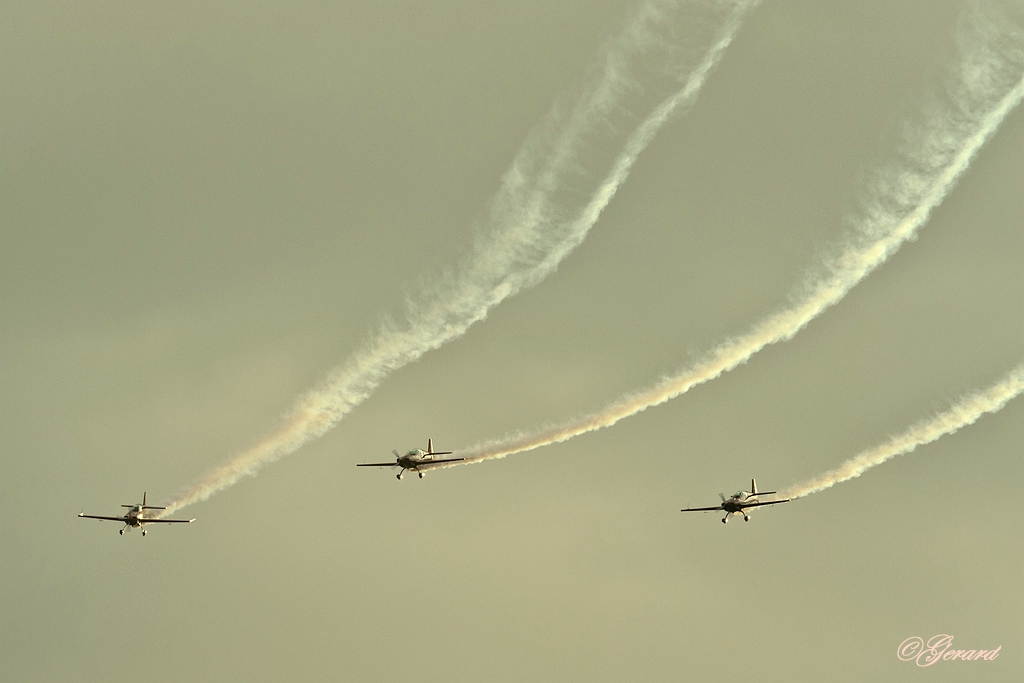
xmin=718 ymin=493 xmax=726 ymax=503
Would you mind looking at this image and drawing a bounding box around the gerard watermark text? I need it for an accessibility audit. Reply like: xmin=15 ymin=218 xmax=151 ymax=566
xmin=898 ymin=635 xmax=1000 ymax=667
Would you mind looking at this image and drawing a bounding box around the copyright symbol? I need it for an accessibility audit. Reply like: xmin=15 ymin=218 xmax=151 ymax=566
xmin=898 ymin=637 xmax=923 ymax=661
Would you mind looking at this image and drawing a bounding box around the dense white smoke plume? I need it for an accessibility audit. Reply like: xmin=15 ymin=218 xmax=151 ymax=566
xmin=449 ymin=4 xmax=1024 ymax=469
xmin=160 ymin=1 xmax=759 ymax=514
xmin=780 ymin=363 xmax=1024 ymax=499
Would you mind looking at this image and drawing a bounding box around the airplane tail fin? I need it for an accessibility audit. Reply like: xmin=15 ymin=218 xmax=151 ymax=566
xmin=141 ymin=491 xmax=166 ymax=510
xmin=426 ymin=438 xmax=453 ymax=456
xmin=751 ymin=479 xmax=756 ymax=496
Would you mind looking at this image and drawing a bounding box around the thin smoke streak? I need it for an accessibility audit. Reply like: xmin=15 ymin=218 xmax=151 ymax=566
xmin=450 ymin=6 xmax=1024 ymax=469
xmin=160 ymin=1 xmax=758 ymax=515
xmin=779 ymin=363 xmax=1024 ymax=499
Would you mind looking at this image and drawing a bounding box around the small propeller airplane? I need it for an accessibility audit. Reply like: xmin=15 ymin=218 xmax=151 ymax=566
xmin=356 ymin=439 xmax=465 ymax=480
xmin=78 ymin=492 xmax=195 ymax=536
xmin=680 ymin=479 xmax=791 ymax=524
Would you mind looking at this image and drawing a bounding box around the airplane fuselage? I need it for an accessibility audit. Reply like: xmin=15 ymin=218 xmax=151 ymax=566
xmin=395 ymin=453 xmax=449 ymax=479
xmin=397 ymin=453 xmax=438 ymax=471
xmin=121 ymin=506 xmax=165 ymax=529
xmin=124 ymin=506 xmax=145 ymax=526
xmin=721 ymin=495 xmax=755 ymax=513
xmin=397 ymin=456 xmax=420 ymax=471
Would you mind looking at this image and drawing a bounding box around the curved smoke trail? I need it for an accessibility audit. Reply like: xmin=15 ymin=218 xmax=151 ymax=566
xmin=160 ymin=0 xmax=759 ymax=514
xmin=779 ymin=363 xmax=1024 ymax=499
xmin=448 ymin=4 xmax=1024 ymax=469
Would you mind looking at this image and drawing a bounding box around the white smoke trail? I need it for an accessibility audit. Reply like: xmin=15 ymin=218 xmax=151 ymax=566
xmin=780 ymin=363 xmax=1024 ymax=499
xmin=160 ymin=1 xmax=759 ymax=515
xmin=449 ymin=3 xmax=1024 ymax=469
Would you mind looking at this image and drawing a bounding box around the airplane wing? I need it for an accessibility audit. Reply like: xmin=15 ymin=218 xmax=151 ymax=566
xmin=141 ymin=518 xmax=195 ymax=524
xmin=78 ymin=513 xmax=127 ymax=522
xmin=680 ymin=505 xmax=723 ymax=512
xmin=738 ymin=499 xmax=791 ymax=509
xmin=356 ymin=462 xmax=398 ymax=467
xmin=415 ymin=457 xmax=468 ymax=468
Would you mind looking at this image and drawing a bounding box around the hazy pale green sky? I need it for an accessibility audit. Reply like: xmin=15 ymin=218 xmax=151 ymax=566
xmin=2 ymin=1 xmax=1021 ymax=681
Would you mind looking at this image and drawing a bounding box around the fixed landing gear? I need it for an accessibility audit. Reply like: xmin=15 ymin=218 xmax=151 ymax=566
xmin=119 ymin=528 xmax=125 ymax=535
xmin=722 ymin=516 xmax=728 ymax=524
xmin=743 ymin=515 xmax=750 ymax=522
xmin=418 ymin=471 xmax=425 ymax=479
xmin=141 ymin=529 xmax=147 ymax=536
xmin=396 ymin=471 xmax=404 ymax=480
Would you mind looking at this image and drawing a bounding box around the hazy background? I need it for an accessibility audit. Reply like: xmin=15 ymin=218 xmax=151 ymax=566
xmin=1 ymin=1 xmax=1021 ymax=681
